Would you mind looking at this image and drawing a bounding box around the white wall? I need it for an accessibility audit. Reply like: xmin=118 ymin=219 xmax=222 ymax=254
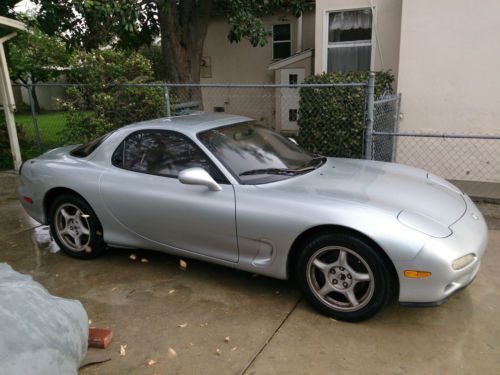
xmin=395 ymin=0 xmax=500 ymax=182
xmin=397 ymin=0 xmax=500 ymax=134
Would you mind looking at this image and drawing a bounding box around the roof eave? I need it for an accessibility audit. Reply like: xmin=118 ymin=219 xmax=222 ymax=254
xmin=0 ymin=16 xmax=27 ymax=32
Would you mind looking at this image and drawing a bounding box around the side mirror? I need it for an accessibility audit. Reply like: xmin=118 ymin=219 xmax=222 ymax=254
xmin=288 ymin=137 xmax=298 ymax=145
xmin=178 ymin=167 xmax=222 ymax=191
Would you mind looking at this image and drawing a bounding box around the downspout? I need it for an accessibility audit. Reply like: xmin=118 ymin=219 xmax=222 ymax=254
xmin=296 ymin=14 xmax=303 ymax=53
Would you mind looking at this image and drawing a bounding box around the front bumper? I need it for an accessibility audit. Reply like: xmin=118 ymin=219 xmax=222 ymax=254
xmin=397 ymin=194 xmax=488 ymax=305
xmin=18 ymin=184 xmax=46 ymax=224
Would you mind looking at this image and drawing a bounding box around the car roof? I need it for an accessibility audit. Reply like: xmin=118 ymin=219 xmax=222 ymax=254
xmin=120 ymin=112 xmax=253 ymax=135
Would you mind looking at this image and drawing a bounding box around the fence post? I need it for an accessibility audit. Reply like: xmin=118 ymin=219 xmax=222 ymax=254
xmin=364 ymin=72 xmax=376 ymax=160
xmin=164 ymin=84 xmax=171 ymax=118
xmin=27 ymin=84 xmax=42 ymax=152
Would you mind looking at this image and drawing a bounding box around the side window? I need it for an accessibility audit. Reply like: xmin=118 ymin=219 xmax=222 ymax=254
xmin=272 ymin=24 xmax=291 ymax=60
xmin=112 ymin=131 xmax=226 ymax=183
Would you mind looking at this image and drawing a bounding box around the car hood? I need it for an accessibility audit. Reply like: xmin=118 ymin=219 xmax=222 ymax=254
xmin=258 ymin=158 xmax=466 ymax=227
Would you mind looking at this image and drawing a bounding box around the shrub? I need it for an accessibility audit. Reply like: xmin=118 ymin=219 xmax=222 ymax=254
xmin=0 ymin=117 xmax=32 ymax=170
xmin=297 ymin=71 xmax=394 ymax=158
xmin=63 ymin=50 xmax=166 ymax=143
xmin=139 ymin=44 xmax=164 ymax=82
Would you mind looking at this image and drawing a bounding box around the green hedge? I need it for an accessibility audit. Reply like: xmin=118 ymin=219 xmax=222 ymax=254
xmin=297 ymin=71 xmax=394 ymax=158
xmin=0 ymin=116 xmax=35 ymax=170
xmin=63 ymin=50 xmax=167 ymax=143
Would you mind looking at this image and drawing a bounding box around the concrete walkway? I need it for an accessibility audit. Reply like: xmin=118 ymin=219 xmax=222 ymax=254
xmin=1 ymin=171 xmax=499 ymax=375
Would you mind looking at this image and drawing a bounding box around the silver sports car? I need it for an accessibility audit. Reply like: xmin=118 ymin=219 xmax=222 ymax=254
xmin=18 ymin=113 xmax=488 ymax=321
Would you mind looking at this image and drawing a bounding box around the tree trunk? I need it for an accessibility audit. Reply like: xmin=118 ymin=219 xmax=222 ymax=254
xmin=156 ymin=0 xmax=214 ymax=104
xmin=30 ymin=86 xmax=41 ymax=113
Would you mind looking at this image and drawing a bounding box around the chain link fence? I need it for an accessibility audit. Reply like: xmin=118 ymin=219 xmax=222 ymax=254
xmin=7 ymin=79 xmax=500 ymax=200
xmin=10 ymin=81 xmax=369 ymax=157
xmin=370 ymin=94 xmax=500 ymax=200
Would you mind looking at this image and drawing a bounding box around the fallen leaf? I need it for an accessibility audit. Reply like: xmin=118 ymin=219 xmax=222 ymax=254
xmin=120 ymin=344 xmax=127 ymax=356
xmin=141 ymin=258 xmax=149 ymax=263
xmin=129 ymin=254 xmax=137 ymax=260
xmin=84 ymin=245 xmax=92 ymax=253
xmin=330 ymin=318 xmax=337 ymax=322
xmin=231 ymin=347 xmax=237 ymax=351
xmin=167 ymin=347 xmax=177 ymax=359
xmin=179 ymin=259 xmax=187 ymax=271
xmin=147 ymin=359 xmax=157 ymax=366
xmin=111 ymin=286 xmax=118 ymax=292
xmin=88 ymin=319 xmax=92 ymax=325
xmin=216 ymin=348 xmax=221 ymax=356
xmin=178 ymin=322 xmax=188 ymax=328
xmin=199 ymin=322 xmax=208 ymax=327
xmin=224 ymin=336 xmax=230 ymax=343
xmin=168 ymin=289 xmax=175 ymax=294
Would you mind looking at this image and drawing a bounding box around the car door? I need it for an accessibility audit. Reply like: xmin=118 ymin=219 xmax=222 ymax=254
xmin=100 ymin=129 xmax=238 ymax=262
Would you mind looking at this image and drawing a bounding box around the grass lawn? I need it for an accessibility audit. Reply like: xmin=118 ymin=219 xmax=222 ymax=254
xmin=1 ymin=112 xmax=68 ymax=169
xmin=15 ymin=111 xmax=67 ymax=147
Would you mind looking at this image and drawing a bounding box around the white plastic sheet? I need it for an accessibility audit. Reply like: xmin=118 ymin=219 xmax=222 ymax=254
xmin=0 ymin=263 xmax=88 ymax=375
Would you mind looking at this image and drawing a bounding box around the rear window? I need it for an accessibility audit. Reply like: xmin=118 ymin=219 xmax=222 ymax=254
xmin=70 ymin=133 xmax=111 ymax=157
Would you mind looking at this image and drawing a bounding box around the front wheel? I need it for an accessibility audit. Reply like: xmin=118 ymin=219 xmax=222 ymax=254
xmin=49 ymin=194 xmax=107 ymax=259
xmin=295 ymin=233 xmax=393 ymax=322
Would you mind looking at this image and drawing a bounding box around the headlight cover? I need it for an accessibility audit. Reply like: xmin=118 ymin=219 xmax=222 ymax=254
xmin=452 ymin=254 xmax=476 ymax=270
xmin=397 ymin=210 xmax=452 ymax=238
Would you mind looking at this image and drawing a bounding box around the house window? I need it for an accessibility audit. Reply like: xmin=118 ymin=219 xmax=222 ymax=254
xmin=273 ymin=24 xmax=291 ymax=60
xmin=289 ymin=74 xmax=298 ymax=85
xmin=289 ymin=109 xmax=298 ymax=122
xmin=327 ymin=9 xmax=372 ymax=73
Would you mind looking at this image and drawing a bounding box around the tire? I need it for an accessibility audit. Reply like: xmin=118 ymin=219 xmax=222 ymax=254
xmin=49 ymin=194 xmax=107 ymax=259
xmin=295 ymin=232 xmax=393 ymax=322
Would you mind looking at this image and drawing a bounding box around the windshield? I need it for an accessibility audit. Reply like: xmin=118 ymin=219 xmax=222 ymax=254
xmin=198 ymin=122 xmax=324 ymax=184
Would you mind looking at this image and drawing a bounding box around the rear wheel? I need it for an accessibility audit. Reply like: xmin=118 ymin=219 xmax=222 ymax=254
xmin=49 ymin=194 xmax=106 ymax=259
xmin=295 ymin=233 xmax=393 ymax=322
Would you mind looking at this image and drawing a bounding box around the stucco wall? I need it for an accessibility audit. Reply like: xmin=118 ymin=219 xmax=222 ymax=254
xmin=200 ymin=11 xmax=315 ymax=129
xmin=314 ymin=0 xmax=402 ymax=78
xmin=202 ymin=11 xmax=315 ymax=84
xmin=397 ymin=0 xmax=500 ymax=134
xmin=394 ymin=0 xmax=500 ymax=182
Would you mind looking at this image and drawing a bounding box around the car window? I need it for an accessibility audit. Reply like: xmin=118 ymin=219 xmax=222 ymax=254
xmin=112 ymin=130 xmax=226 ymax=183
xmin=70 ymin=133 xmax=112 ymax=157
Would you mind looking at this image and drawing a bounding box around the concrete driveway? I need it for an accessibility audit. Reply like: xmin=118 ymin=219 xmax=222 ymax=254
xmin=1 ymin=170 xmax=499 ymax=375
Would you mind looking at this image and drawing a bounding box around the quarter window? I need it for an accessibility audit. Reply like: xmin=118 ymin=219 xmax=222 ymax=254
xmin=112 ymin=130 xmax=225 ymax=182
xmin=273 ymin=24 xmax=291 ymax=60
xmin=327 ymin=9 xmax=372 ymax=73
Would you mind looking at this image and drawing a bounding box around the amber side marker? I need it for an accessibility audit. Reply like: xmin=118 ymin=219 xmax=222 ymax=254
xmin=404 ymin=270 xmax=432 ymax=278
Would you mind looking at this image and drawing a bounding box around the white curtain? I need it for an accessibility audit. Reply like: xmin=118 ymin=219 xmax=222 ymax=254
xmin=329 ymin=10 xmax=372 ymax=31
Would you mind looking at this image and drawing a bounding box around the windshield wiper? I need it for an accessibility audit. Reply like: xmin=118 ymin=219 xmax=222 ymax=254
xmin=239 ymin=166 xmax=316 ymax=176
